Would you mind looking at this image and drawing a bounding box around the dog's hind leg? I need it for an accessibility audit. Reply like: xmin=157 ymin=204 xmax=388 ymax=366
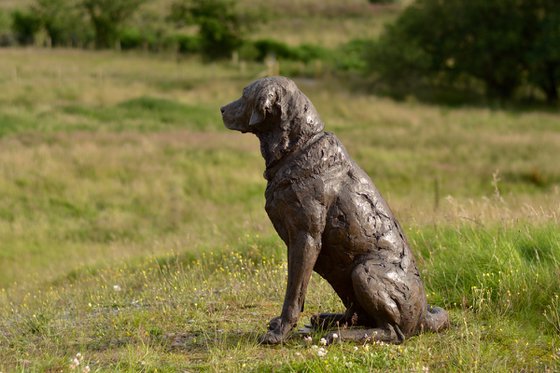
xmin=349 ymin=259 xmax=427 ymax=341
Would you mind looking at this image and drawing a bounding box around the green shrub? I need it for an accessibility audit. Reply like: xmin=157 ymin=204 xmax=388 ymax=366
xmin=293 ymin=43 xmax=329 ymax=63
xmin=119 ymin=27 xmax=167 ymax=51
xmin=119 ymin=27 xmax=144 ymax=50
xmin=174 ymin=34 xmax=201 ymax=54
xmin=252 ymin=38 xmax=297 ymax=61
xmin=169 ymin=0 xmax=245 ymax=60
xmin=249 ymin=39 xmax=329 ymax=63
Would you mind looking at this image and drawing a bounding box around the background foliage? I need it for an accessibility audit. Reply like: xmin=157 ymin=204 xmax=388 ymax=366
xmin=2 ymin=0 xmax=559 ymax=104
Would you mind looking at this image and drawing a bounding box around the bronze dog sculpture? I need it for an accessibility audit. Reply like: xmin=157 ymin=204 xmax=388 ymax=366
xmin=221 ymin=77 xmax=449 ymax=345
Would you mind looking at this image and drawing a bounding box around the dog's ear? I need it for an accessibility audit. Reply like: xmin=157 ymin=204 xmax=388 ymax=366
xmin=249 ymin=90 xmax=276 ymax=127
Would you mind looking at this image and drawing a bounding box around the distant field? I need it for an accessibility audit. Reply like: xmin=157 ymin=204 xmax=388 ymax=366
xmin=0 ymin=48 xmax=558 ymax=371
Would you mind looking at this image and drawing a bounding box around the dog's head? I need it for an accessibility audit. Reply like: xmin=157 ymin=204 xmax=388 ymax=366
xmin=221 ymin=76 xmax=323 ymax=136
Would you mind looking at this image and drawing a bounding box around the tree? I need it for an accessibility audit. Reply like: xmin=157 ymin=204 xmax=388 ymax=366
xmin=169 ymin=0 xmax=245 ymax=60
xmin=81 ymin=0 xmax=146 ymax=49
xmin=368 ymin=0 xmax=560 ymax=103
xmin=31 ymin=0 xmax=90 ymax=47
xmin=525 ymin=0 xmax=560 ymax=103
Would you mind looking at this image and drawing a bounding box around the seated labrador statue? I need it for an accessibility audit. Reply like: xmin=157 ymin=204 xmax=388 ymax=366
xmin=221 ymin=76 xmax=449 ymax=345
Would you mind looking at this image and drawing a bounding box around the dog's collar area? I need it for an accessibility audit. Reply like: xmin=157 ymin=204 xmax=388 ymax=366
xmin=264 ymin=131 xmax=328 ymax=181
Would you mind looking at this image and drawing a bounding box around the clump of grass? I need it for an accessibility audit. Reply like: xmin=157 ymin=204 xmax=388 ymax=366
xmin=411 ymin=224 xmax=560 ymax=327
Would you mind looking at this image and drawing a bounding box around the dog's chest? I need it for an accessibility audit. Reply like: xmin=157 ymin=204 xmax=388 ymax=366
xmin=265 ymin=135 xmax=348 ymax=210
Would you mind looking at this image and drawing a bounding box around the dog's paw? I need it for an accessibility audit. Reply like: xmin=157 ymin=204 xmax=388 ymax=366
xmin=258 ymin=330 xmax=285 ymax=345
xmin=267 ymin=316 xmax=282 ymax=331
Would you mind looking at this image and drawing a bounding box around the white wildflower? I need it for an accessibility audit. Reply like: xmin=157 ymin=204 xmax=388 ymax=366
xmin=70 ymin=357 xmax=80 ymax=369
xmin=317 ymin=347 xmax=327 ymax=357
xmin=319 ymin=338 xmax=327 ymax=346
xmin=331 ymin=333 xmax=338 ymax=340
xmin=83 ymin=366 xmax=91 ymax=373
xmin=69 ymin=352 xmax=84 ymax=370
xmin=353 ymin=346 xmax=359 ymax=352
xmin=303 ymin=335 xmax=312 ymax=344
xmin=113 ymin=285 xmax=122 ymax=292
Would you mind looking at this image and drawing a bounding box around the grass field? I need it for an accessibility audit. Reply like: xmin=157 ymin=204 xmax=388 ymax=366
xmin=0 ymin=46 xmax=559 ymax=371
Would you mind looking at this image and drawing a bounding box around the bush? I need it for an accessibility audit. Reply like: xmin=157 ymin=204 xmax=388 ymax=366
xmin=119 ymin=27 xmax=144 ymax=50
xmin=293 ymin=44 xmax=329 ymax=63
xmin=253 ymin=38 xmax=297 ymax=61
xmin=169 ymin=0 xmax=245 ymax=60
xmin=249 ymin=39 xmax=329 ymax=63
xmin=174 ymin=34 xmax=201 ymax=54
xmin=11 ymin=10 xmax=41 ymax=45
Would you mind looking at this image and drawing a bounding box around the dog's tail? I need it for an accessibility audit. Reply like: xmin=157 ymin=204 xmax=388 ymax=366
xmin=423 ymin=305 xmax=449 ymax=333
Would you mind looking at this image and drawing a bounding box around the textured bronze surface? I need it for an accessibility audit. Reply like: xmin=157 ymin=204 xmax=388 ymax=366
xmin=221 ymin=77 xmax=449 ymax=345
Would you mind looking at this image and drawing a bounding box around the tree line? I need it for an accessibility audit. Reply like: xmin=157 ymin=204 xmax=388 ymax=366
xmin=1 ymin=0 xmax=559 ymax=104
xmin=3 ymin=0 xmax=246 ymax=58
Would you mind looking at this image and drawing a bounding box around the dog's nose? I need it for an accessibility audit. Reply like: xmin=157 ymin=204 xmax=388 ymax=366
xmin=220 ymin=106 xmax=225 ymax=114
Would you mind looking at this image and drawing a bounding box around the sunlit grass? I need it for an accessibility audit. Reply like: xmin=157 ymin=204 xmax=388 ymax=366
xmin=0 ymin=49 xmax=558 ymax=371
xmin=0 ymin=228 xmax=558 ymax=371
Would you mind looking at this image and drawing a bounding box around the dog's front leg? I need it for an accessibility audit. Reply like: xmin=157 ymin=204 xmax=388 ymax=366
xmin=259 ymin=232 xmax=321 ymax=344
